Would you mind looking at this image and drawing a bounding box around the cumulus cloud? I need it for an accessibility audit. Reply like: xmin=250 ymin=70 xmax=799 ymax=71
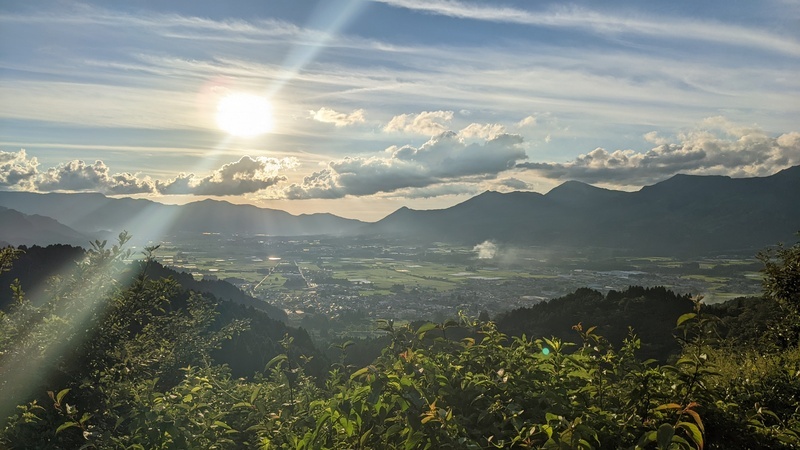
xmin=518 ymin=118 xmax=800 ymax=185
xmin=384 ymin=110 xmax=454 ymax=135
xmin=37 ymin=159 xmax=156 ymax=194
xmin=459 ymin=123 xmax=506 ymax=140
xmin=309 ymin=107 xmax=365 ymax=127
xmin=517 ymin=115 xmax=538 ymax=127
xmin=473 ymin=240 xmax=497 ymax=259
xmin=156 ymin=156 xmax=296 ymax=196
xmin=283 ymin=131 xmax=527 ymax=199
xmin=497 ymin=177 xmax=531 ymax=190
xmin=0 ymin=151 xmax=295 ymax=196
xmin=0 ymin=149 xmax=39 ymax=189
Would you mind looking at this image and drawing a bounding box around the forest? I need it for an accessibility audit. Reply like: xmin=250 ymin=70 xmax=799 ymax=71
xmin=0 ymin=233 xmax=799 ymax=449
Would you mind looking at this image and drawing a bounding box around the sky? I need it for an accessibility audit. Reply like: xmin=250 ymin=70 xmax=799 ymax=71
xmin=1 ymin=0 xmax=799 ymax=221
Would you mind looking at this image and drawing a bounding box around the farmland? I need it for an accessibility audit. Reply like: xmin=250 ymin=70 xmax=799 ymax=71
xmin=145 ymin=233 xmax=764 ymax=337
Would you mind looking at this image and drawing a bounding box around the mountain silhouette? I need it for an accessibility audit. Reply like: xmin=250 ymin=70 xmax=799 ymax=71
xmin=0 ymin=206 xmax=91 ymax=246
xmin=0 ymin=192 xmax=364 ymax=245
xmin=365 ymin=166 xmax=800 ymax=255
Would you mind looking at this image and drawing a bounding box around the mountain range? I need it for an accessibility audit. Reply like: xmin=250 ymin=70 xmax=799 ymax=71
xmin=365 ymin=165 xmax=800 ymax=255
xmin=1 ymin=166 xmax=798 ymax=255
xmin=0 ymin=192 xmax=364 ymax=246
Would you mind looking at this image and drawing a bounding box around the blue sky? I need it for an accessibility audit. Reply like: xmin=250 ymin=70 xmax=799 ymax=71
xmin=1 ymin=0 xmax=799 ymax=220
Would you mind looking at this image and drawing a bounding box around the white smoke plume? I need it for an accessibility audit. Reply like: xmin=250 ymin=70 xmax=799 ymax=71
xmin=473 ymin=240 xmax=497 ymax=259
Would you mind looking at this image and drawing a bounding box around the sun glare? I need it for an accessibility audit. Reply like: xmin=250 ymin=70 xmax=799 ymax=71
xmin=216 ymin=93 xmax=274 ymax=137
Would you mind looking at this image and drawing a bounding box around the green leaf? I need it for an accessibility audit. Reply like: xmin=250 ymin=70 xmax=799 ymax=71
xmin=656 ymin=423 xmax=675 ymax=450
xmin=404 ymin=431 xmax=422 ymax=450
xmin=56 ymin=421 xmax=78 ymax=434
xmin=677 ymin=421 xmax=703 ymax=448
xmin=56 ymin=388 xmax=70 ymax=405
xmin=545 ymin=412 xmax=560 ymax=423
xmin=655 ymin=403 xmax=682 ymax=411
xmin=415 ymin=322 xmax=437 ymax=337
xmin=250 ymin=385 xmax=262 ymax=404
xmin=213 ymin=420 xmax=232 ymax=430
xmin=360 ymin=427 xmax=373 ymax=447
xmin=350 ymin=367 xmax=371 ymax=380
xmin=677 ymin=313 xmax=697 ymax=327
xmin=265 ymin=354 xmax=288 ymax=371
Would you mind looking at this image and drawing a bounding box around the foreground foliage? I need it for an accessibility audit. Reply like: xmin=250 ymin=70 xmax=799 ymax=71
xmin=1 ymin=237 xmax=799 ymax=449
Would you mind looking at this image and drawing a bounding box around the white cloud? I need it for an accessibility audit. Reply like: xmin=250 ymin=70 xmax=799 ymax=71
xmin=459 ymin=123 xmax=506 ymax=140
xmin=384 ymin=110 xmax=454 ymax=135
xmin=517 ymin=116 xmax=538 ymax=128
xmin=0 ymin=150 xmax=39 ymax=190
xmin=385 ymin=183 xmax=480 ymax=199
xmin=157 ymin=156 xmax=296 ymax=196
xmin=283 ymin=131 xmax=527 ymax=199
xmin=0 ymin=151 xmax=297 ymax=196
xmin=497 ymin=177 xmax=531 ymax=190
xmin=36 ymin=159 xmax=156 ymax=194
xmin=374 ymin=0 xmax=800 ymax=57
xmin=309 ymin=107 xmax=366 ymax=127
xmin=518 ymin=118 xmax=800 ymax=184
xmin=0 ymin=152 xmax=159 ymax=195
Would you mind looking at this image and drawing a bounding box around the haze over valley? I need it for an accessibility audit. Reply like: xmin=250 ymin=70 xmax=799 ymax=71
xmin=2 ymin=168 xmax=787 ymax=332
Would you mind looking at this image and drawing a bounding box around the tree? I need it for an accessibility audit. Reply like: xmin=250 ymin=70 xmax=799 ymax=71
xmin=758 ymin=234 xmax=800 ymax=348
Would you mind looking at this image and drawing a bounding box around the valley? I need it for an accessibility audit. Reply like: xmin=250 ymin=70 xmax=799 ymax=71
xmin=150 ymin=233 xmax=763 ymax=338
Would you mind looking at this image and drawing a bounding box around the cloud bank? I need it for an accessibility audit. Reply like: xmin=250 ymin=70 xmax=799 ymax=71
xmin=0 ymin=151 xmax=296 ymax=197
xmin=283 ymin=131 xmax=527 ymax=199
xmin=518 ymin=118 xmax=800 ymax=185
xmin=38 ymin=160 xmax=155 ymax=194
xmin=156 ymin=156 xmax=296 ymax=196
xmin=3 ymin=119 xmax=798 ymax=201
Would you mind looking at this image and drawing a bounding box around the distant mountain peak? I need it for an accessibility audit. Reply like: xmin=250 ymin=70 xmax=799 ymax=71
xmin=544 ymin=180 xmax=621 ymax=204
xmin=546 ymin=180 xmax=595 ymax=194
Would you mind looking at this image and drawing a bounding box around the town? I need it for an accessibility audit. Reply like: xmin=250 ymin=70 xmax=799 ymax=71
xmin=151 ymin=232 xmax=763 ymax=338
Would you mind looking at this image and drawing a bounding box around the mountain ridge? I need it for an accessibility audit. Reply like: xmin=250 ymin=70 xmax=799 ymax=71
xmin=0 ymin=206 xmax=91 ymax=246
xmin=364 ymin=166 xmax=800 ymax=255
xmin=1 ymin=167 xmax=798 ymax=254
xmin=0 ymin=191 xmax=365 ymax=244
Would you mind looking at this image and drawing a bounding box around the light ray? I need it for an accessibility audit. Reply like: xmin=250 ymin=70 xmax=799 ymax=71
xmin=265 ymin=0 xmax=368 ymax=97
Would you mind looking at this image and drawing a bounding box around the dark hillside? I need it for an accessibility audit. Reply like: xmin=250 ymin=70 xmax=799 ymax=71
xmin=135 ymin=260 xmax=287 ymax=322
xmin=0 ymin=206 xmax=90 ymax=246
xmin=496 ymin=286 xmax=695 ymax=360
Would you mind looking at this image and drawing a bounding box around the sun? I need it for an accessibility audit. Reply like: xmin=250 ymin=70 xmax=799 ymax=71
xmin=215 ymin=93 xmax=274 ymax=137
